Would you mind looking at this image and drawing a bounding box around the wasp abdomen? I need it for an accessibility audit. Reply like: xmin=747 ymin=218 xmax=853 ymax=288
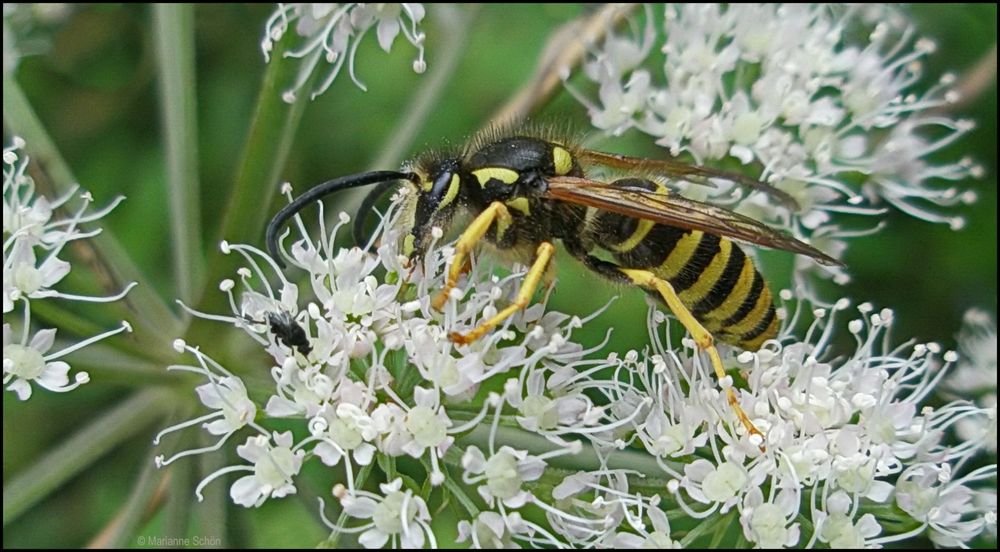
xmin=591 ymin=182 xmax=778 ymax=351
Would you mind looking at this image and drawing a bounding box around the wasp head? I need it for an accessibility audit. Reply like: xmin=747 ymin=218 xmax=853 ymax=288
xmin=402 ymin=157 xmax=464 ymax=260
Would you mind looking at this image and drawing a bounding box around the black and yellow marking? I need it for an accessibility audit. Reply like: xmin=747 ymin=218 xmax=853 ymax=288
xmin=594 ymin=208 xmax=777 ymax=351
xmin=610 ymin=219 xmax=655 ymax=253
xmin=655 ymin=229 xmax=705 ymax=280
xmin=505 ymin=197 xmax=531 ymax=215
xmin=695 ymin=248 xmax=749 ymax=318
xmin=440 ymin=174 xmax=460 ymax=208
xmin=666 ymin=233 xmax=722 ymax=294
xmin=679 ymin=238 xmax=734 ymax=306
xmin=552 ymin=146 xmax=573 ymax=176
xmin=472 ymin=167 xmax=519 ymax=187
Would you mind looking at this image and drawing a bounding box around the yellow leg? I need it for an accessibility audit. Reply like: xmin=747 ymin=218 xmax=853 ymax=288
xmin=451 ymin=242 xmax=555 ymax=345
xmin=432 ymin=202 xmax=512 ymax=311
xmin=620 ymin=268 xmax=765 ymax=449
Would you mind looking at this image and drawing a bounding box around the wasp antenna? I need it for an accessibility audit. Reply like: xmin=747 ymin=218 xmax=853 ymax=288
xmin=353 ymin=179 xmax=400 ymax=250
xmin=266 ymin=171 xmax=417 ymax=268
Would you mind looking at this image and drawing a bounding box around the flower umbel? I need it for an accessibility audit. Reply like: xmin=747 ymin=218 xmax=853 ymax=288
xmin=3 ymin=139 xmax=134 ymax=400
xmin=262 ymin=3 xmax=428 ymax=101
xmin=155 ymin=183 xmax=996 ymax=547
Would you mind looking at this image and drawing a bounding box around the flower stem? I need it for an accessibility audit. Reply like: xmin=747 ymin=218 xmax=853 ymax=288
xmin=201 ymin=35 xmax=318 ymax=316
xmin=89 ymin=449 xmax=167 ymax=548
xmin=153 ymin=3 xmax=204 ymax=307
xmin=455 ymin=423 xmax=676 ymax=476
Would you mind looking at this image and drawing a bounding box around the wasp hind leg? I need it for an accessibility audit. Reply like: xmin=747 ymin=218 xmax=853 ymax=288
xmin=618 ymin=267 xmax=764 ymax=448
xmin=450 ymin=241 xmax=555 ymax=345
xmin=565 ymin=238 xmax=764 ymax=448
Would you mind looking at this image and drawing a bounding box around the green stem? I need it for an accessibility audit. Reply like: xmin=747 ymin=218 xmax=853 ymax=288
xmin=160 ymin=462 xmax=194 ymax=543
xmin=679 ymin=509 xmax=727 ymax=547
xmin=199 ymin=37 xmax=316 ymax=314
xmin=194 ymin=429 xmax=230 ymax=547
xmin=442 ymin=446 xmax=481 ymax=518
xmin=153 ymin=4 xmax=204 ymax=307
xmin=707 ymin=510 xmax=737 ymax=548
xmin=454 ymin=423 xmax=677 ymax=475
xmin=103 ymin=448 xmax=166 ymax=548
xmin=1 ymin=389 xmax=173 ymax=526
xmin=152 ymin=404 xmax=196 ymax=543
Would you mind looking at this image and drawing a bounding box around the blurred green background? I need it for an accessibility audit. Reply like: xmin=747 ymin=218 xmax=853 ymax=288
xmin=3 ymin=4 xmax=995 ymax=548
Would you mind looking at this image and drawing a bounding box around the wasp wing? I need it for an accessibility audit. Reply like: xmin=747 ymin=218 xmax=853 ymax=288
xmin=544 ymin=176 xmax=843 ymax=267
xmin=576 ymin=149 xmax=799 ymax=210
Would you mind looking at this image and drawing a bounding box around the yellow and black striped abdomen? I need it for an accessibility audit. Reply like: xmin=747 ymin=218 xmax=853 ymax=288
xmin=595 ymin=211 xmax=778 ymax=351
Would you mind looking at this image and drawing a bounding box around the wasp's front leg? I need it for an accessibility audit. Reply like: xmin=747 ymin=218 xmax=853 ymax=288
xmin=431 ymin=201 xmax=512 ymax=311
xmin=450 ymin=241 xmax=555 ymax=345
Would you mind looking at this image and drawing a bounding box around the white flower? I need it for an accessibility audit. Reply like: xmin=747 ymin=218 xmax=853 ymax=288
xmin=815 ymin=491 xmax=882 ymax=549
xmin=3 ymin=141 xmax=130 ymax=313
xmin=196 ymin=377 xmax=257 ymax=436
xmin=261 ymin=3 xmax=428 ymax=101
xmin=393 ymin=387 xmax=455 ymax=485
xmin=3 ymin=240 xmax=69 ymax=309
xmin=3 ymin=325 xmax=89 ymax=400
xmin=457 ymin=511 xmax=520 ymax=549
xmin=605 ymin=498 xmax=679 ymax=548
xmin=462 ymin=445 xmax=545 ymax=509
xmin=3 ymin=139 xmax=133 ymax=400
xmin=741 ymin=487 xmax=801 ymax=548
xmin=336 ymin=478 xmax=434 ymax=549
xmin=682 ymin=459 xmax=751 ymax=510
xmin=546 ymin=469 xmax=643 ymax=546
xmin=154 ymin=340 xmax=263 ymax=469
xmin=944 ymin=309 xmax=997 ymax=454
xmin=895 ymin=463 xmax=997 ymax=547
xmin=229 ymin=432 xmax=304 ymax=507
xmin=313 ymin=401 xmax=377 ymax=468
xmin=507 ymin=370 xmax=593 ymax=433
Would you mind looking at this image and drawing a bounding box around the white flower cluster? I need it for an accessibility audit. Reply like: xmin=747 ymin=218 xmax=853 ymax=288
xmin=624 ymin=300 xmax=996 ymax=548
xmin=566 ymin=4 xmax=981 ymax=287
xmin=156 ymin=189 xmax=995 ymax=548
xmin=262 ymin=3 xmax=428 ymax=101
xmin=2 ymin=138 xmax=134 ymax=400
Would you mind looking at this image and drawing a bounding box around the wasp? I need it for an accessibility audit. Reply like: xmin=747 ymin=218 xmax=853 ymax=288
xmin=265 ymin=126 xmax=841 ymax=441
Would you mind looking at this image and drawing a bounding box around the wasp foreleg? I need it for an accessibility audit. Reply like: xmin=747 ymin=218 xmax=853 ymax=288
xmin=431 ymin=201 xmax=513 ymax=311
xmin=450 ymin=241 xmax=555 ymax=345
